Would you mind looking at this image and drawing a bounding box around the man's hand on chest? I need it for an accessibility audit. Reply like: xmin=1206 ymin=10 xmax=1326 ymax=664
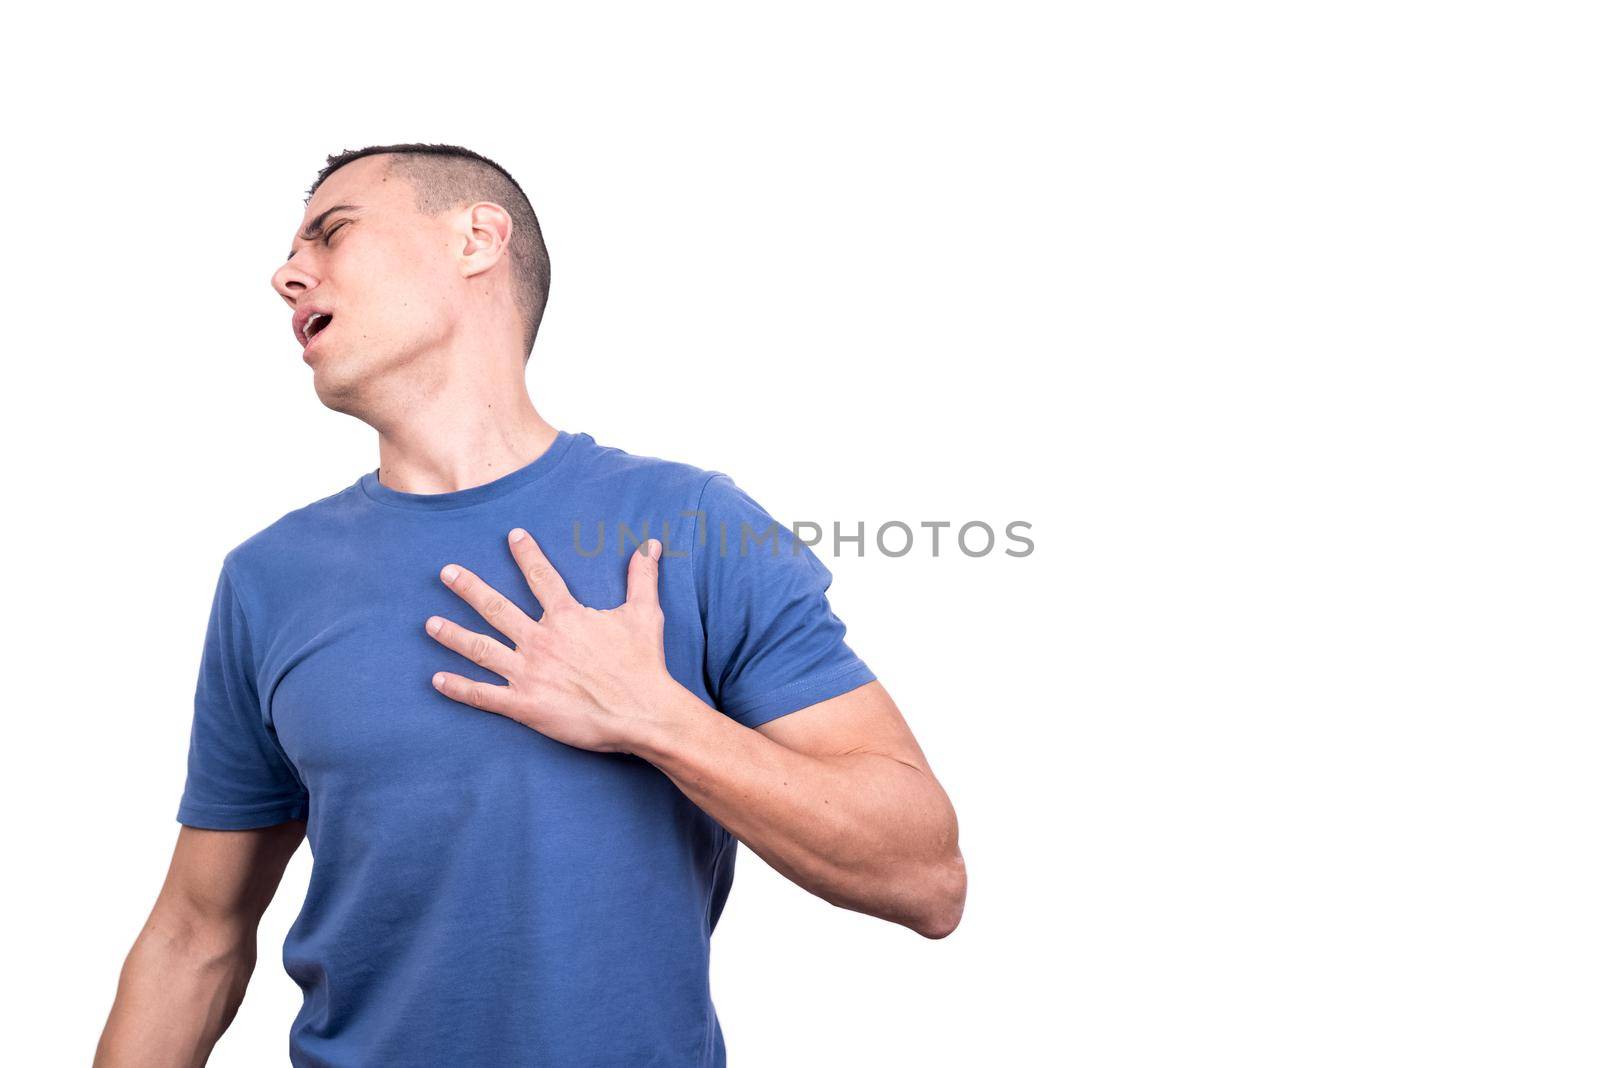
xmin=425 ymin=528 xmax=683 ymax=755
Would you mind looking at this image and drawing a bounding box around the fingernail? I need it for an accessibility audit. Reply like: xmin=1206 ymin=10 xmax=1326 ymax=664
xmin=432 ymin=672 xmax=446 ymax=689
xmin=426 ymin=617 xmax=443 ymax=635
xmin=649 ymin=538 xmax=661 ymax=561
xmin=441 ymin=565 xmax=459 ymax=583
xmin=509 ymin=528 xmax=527 ymax=543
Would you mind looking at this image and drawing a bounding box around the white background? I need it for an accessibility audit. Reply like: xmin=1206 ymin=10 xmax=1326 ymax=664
xmin=2 ymin=3 xmax=1595 ymax=1065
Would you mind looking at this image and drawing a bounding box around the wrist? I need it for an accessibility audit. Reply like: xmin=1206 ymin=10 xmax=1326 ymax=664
xmin=620 ymin=673 xmax=709 ymax=762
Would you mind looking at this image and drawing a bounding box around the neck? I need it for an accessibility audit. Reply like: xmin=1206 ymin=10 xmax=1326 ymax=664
xmin=372 ymin=381 xmax=560 ymax=495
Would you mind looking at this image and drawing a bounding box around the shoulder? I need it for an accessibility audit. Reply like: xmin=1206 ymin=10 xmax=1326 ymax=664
xmin=568 ymin=432 xmax=730 ymax=509
xmin=218 ymin=480 xmax=367 ymax=596
xmin=567 ymin=435 xmax=810 ymax=557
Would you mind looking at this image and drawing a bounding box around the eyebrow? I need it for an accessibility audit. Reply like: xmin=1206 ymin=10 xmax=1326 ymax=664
xmin=286 ymin=204 xmax=363 ymax=260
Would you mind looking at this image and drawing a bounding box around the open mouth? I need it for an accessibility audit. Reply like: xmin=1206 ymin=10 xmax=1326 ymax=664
xmin=305 ymin=312 xmax=334 ymax=343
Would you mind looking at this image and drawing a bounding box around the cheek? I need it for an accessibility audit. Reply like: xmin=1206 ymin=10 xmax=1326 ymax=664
xmin=350 ymin=269 xmax=430 ymax=327
xmin=400 ymin=282 xmax=456 ymax=335
xmin=343 ymin=241 xmax=455 ymax=340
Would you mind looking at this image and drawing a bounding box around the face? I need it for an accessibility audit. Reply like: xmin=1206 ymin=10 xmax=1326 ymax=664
xmin=272 ymin=155 xmax=461 ymax=415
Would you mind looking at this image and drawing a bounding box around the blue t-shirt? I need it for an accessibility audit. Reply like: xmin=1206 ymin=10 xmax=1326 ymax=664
xmin=176 ymin=430 xmax=876 ymax=1067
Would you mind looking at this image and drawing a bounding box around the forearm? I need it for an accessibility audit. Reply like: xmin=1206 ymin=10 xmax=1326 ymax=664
xmin=629 ymin=680 xmax=965 ymax=938
xmin=95 ymin=920 xmax=255 ymax=1068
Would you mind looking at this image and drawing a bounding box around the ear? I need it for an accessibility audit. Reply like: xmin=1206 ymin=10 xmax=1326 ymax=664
xmin=458 ymin=202 xmax=514 ymax=279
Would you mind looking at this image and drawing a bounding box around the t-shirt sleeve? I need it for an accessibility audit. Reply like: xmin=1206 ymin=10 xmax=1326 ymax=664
xmin=176 ymin=561 xmax=310 ymax=830
xmin=693 ymin=473 xmax=876 ymax=728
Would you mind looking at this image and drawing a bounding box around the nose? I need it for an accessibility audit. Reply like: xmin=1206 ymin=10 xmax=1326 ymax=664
xmin=272 ymin=259 xmax=318 ymax=305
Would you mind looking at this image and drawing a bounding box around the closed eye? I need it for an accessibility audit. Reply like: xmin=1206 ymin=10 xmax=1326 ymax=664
xmin=322 ymin=221 xmax=348 ymax=245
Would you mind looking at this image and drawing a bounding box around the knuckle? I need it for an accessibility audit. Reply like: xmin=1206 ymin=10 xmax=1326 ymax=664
xmin=469 ymin=634 xmax=491 ymax=664
xmin=482 ymin=595 xmax=506 ymax=619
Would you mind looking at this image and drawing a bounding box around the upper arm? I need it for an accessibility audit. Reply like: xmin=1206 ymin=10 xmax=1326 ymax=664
xmin=152 ymin=822 xmax=305 ymax=938
xmin=694 ymin=473 xmax=877 ymax=728
xmin=755 ymin=680 xmax=932 ymax=773
xmin=177 ymin=561 xmax=309 ymax=830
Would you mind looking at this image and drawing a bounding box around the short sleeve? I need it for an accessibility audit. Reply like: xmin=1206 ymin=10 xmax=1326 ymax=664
xmin=694 ymin=473 xmax=876 ymax=728
xmin=176 ymin=562 xmax=309 ymax=829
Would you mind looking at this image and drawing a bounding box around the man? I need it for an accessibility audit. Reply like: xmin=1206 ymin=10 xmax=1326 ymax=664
xmin=96 ymin=143 xmax=965 ymax=1067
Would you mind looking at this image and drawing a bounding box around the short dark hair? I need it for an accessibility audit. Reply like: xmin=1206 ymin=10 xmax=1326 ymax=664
xmin=308 ymin=144 xmax=551 ymax=358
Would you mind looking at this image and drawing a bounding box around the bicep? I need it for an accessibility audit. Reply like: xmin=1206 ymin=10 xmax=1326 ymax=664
xmin=155 ymin=822 xmax=305 ymax=935
xmin=755 ymin=681 xmax=931 ymax=772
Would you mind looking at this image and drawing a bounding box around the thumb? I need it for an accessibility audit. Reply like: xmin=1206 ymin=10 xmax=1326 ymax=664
xmin=626 ymin=537 xmax=662 ymax=610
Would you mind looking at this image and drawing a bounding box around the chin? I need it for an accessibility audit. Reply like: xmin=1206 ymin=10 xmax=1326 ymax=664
xmin=310 ymin=344 xmax=417 ymax=422
xmin=309 ymin=355 xmax=368 ymax=415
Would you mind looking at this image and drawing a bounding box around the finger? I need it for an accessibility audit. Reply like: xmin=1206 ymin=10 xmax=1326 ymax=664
xmin=439 ymin=564 xmax=535 ymax=642
xmin=626 ymin=537 xmax=663 ymax=610
xmin=430 ymin=671 xmax=517 ymax=716
xmin=507 ymin=529 xmax=579 ymax=615
xmin=425 ymin=616 xmax=519 ymax=678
